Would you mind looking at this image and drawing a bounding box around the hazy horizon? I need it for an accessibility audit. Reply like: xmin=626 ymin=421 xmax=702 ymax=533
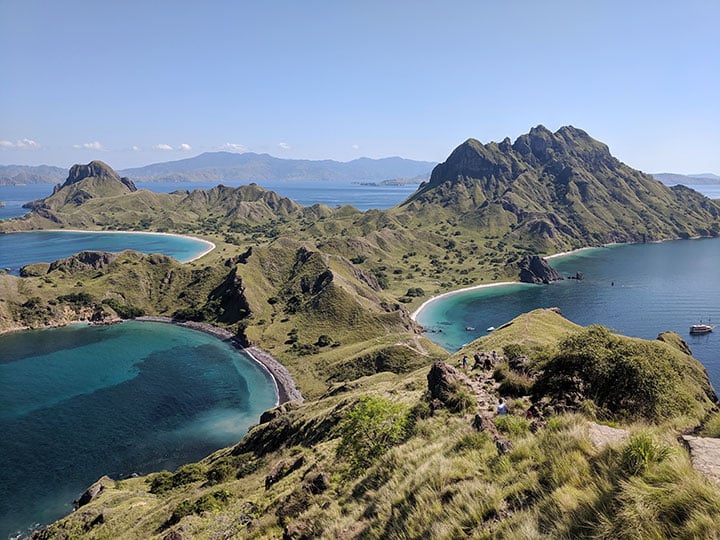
xmin=1 ymin=1 xmax=718 ymax=173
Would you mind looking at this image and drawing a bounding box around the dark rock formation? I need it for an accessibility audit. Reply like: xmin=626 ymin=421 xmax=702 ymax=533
xmin=73 ymin=476 xmax=112 ymax=509
xmin=265 ymin=455 xmax=305 ymax=490
xmin=48 ymin=251 xmax=118 ymax=273
xmin=518 ymin=255 xmax=563 ymax=284
xmin=427 ymin=361 xmax=463 ymax=401
xmin=64 ymin=160 xmax=137 ymax=192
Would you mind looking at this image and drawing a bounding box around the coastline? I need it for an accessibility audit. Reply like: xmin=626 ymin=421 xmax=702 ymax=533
xmin=411 ymin=244 xmax=603 ymax=322
xmin=135 ymin=316 xmax=303 ymax=406
xmin=19 ymin=228 xmax=216 ymax=263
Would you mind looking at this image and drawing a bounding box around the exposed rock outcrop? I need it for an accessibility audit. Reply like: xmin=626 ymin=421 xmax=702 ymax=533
xmin=64 ymin=161 xmax=136 ymax=191
xmin=518 ymin=255 xmax=563 ymax=284
xmin=48 ymin=251 xmax=118 ymax=273
xmin=427 ymin=361 xmax=463 ymax=402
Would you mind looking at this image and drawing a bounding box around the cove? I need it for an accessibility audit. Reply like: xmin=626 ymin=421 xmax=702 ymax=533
xmin=0 ymin=321 xmax=278 ymax=539
xmin=0 ymin=230 xmax=214 ymax=275
xmin=415 ymin=238 xmax=720 ymax=391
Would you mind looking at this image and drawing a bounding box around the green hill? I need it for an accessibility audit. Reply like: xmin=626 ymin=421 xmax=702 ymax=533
xmin=29 ymin=310 xmax=720 ymax=539
xmin=401 ymin=126 xmax=720 ymax=253
xmin=2 ymin=129 xmax=720 ymax=537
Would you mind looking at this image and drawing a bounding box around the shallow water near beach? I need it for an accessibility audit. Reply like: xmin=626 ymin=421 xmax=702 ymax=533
xmin=0 ymin=230 xmax=211 ymax=275
xmin=417 ymin=237 xmax=720 ymax=391
xmin=0 ymin=321 xmax=277 ymax=538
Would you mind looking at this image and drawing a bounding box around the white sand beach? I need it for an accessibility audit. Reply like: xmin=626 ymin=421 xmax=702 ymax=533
xmin=411 ymin=245 xmax=603 ymax=322
xmin=40 ymin=228 xmax=216 ymax=262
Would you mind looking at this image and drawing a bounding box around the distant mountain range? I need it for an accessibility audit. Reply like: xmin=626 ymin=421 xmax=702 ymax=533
xmin=0 ymin=164 xmax=67 ymax=185
xmin=652 ymin=172 xmax=720 ymax=186
xmin=119 ymin=152 xmax=435 ymax=183
xmin=1 ymin=154 xmax=435 ymax=185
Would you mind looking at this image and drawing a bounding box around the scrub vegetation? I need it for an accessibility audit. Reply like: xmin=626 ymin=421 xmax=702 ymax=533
xmin=3 ymin=127 xmax=720 ymax=537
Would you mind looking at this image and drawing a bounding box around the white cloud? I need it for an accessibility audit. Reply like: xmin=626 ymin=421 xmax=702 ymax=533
xmin=155 ymin=143 xmax=174 ymax=151
xmin=352 ymin=144 xmax=360 ymax=150
xmin=219 ymin=142 xmax=248 ymax=152
xmin=73 ymin=141 xmax=104 ymax=150
xmin=278 ymin=142 xmax=291 ymax=150
xmin=131 ymin=145 xmax=142 ymax=151
xmin=179 ymin=143 xmax=192 ymax=151
xmin=0 ymin=138 xmax=41 ymax=149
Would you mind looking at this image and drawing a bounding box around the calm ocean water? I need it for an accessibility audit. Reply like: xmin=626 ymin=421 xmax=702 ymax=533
xmin=0 ymin=321 xmax=277 ymax=538
xmin=0 ymin=231 xmax=211 ymax=275
xmin=416 ymin=238 xmax=720 ymax=391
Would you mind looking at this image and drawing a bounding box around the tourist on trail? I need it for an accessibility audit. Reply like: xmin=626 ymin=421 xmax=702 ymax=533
xmin=483 ymin=354 xmax=493 ymax=371
xmin=497 ymin=398 xmax=508 ymax=416
xmin=473 ymin=352 xmax=482 ymax=369
xmin=462 ymin=355 xmax=468 ymax=369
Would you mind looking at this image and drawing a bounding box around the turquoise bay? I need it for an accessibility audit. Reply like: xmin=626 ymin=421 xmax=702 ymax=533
xmin=0 ymin=230 xmax=212 ymax=274
xmin=0 ymin=321 xmax=277 ymax=538
xmin=416 ymin=238 xmax=720 ymax=391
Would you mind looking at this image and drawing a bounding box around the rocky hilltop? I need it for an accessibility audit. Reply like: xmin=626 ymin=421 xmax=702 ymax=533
xmin=402 ymin=125 xmax=720 ymax=252
xmin=22 ymin=160 xmax=137 ymax=215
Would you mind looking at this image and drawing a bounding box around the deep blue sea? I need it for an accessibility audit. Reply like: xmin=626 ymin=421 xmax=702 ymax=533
xmin=0 ymin=321 xmax=277 ymax=539
xmin=416 ymin=238 xmax=720 ymax=392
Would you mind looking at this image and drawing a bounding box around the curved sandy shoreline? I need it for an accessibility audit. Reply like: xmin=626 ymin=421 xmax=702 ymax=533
xmin=135 ymin=316 xmax=303 ymax=406
xmin=411 ymin=245 xmax=604 ymax=322
xmin=29 ymin=228 xmax=216 ymax=263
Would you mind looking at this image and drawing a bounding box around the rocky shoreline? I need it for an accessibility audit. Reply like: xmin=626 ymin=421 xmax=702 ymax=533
xmin=135 ymin=316 xmax=303 ymax=404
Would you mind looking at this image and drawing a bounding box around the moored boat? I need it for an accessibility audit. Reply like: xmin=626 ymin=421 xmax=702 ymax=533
xmin=689 ymin=324 xmax=715 ymax=335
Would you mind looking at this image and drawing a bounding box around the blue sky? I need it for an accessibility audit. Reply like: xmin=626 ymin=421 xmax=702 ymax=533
xmin=1 ymin=0 xmax=718 ymax=173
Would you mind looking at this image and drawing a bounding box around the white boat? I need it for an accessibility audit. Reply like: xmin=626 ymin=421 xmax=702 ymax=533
xmin=689 ymin=324 xmax=715 ymax=335
xmin=486 ymin=326 xmax=495 ymax=332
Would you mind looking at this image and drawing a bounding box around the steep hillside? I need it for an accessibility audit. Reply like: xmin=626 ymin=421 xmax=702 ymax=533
xmin=401 ymin=126 xmax=720 ymax=252
xmin=31 ymin=310 xmax=720 ymax=539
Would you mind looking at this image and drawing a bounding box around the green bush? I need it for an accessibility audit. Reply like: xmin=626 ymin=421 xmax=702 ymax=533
xmin=148 ymin=463 xmax=206 ymax=494
xmin=621 ymin=433 xmax=673 ymax=475
xmin=444 ymin=381 xmax=477 ymax=413
xmin=104 ymin=297 xmax=145 ymax=318
xmin=337 ymin=395 xmax=409 ymax=476
xmin=495 ymin=415 xmax=530 ymax=436
xmin=701 ymin=412 xmax=720 ymax=438
xmin=533 ymin=325 xmax=704 ymax=421
xmin=168 ymin=490 xmax=232 ymax=526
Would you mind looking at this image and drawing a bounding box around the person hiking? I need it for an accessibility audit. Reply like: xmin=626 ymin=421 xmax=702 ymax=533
xmin=497 ymin=398 xmax=508 ymax=415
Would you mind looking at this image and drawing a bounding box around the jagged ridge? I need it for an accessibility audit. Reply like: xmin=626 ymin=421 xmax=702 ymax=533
xmin=402 ymin=125 xmax=720 ymax=250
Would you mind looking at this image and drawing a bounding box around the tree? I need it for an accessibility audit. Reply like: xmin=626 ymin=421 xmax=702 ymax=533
xmin=336 ymin=395 xmax=409 ymax=476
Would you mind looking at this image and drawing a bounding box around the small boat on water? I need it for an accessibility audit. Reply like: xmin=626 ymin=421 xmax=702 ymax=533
xmin=689 ymin=324 xmax=715 ymax=335
xmin=486 ymin=326 xmax=495 ymax=332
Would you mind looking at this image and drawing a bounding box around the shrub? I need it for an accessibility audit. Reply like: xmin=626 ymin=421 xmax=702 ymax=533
xmin=701 ymin=412 xmax=720 ymax=438
xmin=167 ymin=490 xmax=232 ymax=526
xmin=495 ymin=415 xmax=530 ymax=436
xmin=498 ymin=371 xmax=534 ymax=397
xmin=621 ymin=433 xmax=673 ymax=475
xmin=337 ymin=395 xmax=409 ymax=476
xmin=316 ymin=335 xmax=333 ymax=347
xmin=104 ymin=297 xmax=145 ymax=318
xmin=404 ymin=287 xmax=425 ymax=297
xmin=444 ymin=381 xmax=477 ymax=413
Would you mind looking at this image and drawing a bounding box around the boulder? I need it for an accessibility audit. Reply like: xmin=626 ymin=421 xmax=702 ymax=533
xmin=427 ymin=361 xmax=462 ymax=401
xmin=518 ymin=255 xmax=563 ymax=284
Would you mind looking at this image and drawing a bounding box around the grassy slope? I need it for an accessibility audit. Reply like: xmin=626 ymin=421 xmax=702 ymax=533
xmin=33 ymin=310 xmax=720 ymax=539
xmin=2 ymin=157 xmax=719 ymax=537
